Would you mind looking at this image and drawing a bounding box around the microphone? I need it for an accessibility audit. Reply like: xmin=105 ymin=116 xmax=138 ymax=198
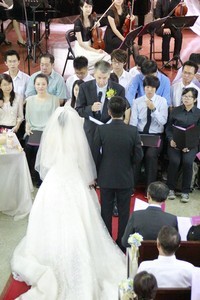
xmin=96 ymin=91 xmax=102 ymax=115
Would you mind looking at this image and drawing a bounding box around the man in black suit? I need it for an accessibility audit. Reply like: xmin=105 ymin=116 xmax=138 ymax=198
xmin=76 ymin=60 xmax=126 ymax=150
xmin=122 ymin=181 xmax=178 ymax=248
xmin=93 ymin=96 xmax=143 ymax=251
xmin=155 ymin=0 xmax=183 ymax=67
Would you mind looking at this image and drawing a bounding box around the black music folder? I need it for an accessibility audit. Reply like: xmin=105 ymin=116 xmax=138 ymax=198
xmin=140 ymin=134 xmax=161 ymax=148
xmin=27 ymin=130 xmax=43 ymax=146
xmin=172 ymin=124 xmax=200 ymax=149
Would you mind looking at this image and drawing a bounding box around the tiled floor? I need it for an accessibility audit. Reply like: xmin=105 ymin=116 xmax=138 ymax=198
xmin=0 ymin=16 xmax=200 ymax=295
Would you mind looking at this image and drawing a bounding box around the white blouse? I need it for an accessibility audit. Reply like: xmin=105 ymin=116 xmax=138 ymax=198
xmin=0 ymin=94 xmax=23 ymax=127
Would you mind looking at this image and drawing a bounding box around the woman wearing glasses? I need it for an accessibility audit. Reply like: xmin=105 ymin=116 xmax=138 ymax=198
xmin=166 ymin=87 xmax=200 ymax=203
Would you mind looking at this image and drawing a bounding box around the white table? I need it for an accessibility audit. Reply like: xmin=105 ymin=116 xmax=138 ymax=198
xmin=0 ymin=133 xmax=33 ymax=220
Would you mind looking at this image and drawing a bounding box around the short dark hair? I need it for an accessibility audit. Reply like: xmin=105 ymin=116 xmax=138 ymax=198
xmin=182 ymin=87 xmax=198 ymax=99
xmin=108 ymin=96 xmax=126 ymax=118
xmin=183 ymin=60 xmax=198 ymax=74
xmin=158 ymin=226 xmax=181 ymax=255
xmin=147 ymin=181 xmax=169 ymax=203
xmin=135 ymin=55 xmax=149 ymax=67
xmin=141 ymin=60 xmax=158 ymax=76
xmin=4 ymin=49 xmax=20 ymax=61
xmin=73 ymin=56 xmax=88 ymax=70
xmin=34 ymin=73 xmax=49 ymax=84
xmin=134 ymin=271 xmax=158 ymax=300
xmin=111 ymin=49 xmax=127 ymax=63
xmin=143 ymin=75 xmax=160 ymax=90
xmin=40 ymin=53 xmax=55 ymax=64
xmin=189 ymin=53 xmax=200 ymax=66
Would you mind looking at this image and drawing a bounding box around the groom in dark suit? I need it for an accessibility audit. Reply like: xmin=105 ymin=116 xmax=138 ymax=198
xmin=93 ymin=96 xmax=143 ymax=251
xmin=76 ymin=60 xmax=126 ymax=150
xmin=122 ymin=181 xmax=178 ymax=248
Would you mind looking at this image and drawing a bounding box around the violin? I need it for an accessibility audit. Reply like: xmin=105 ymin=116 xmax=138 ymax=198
xmin=174 ymin=0 xmax=188 ymax=17
xmin=91 ymin=12 xmax=105 ymax=50
xmin=123 ymin=1 xmax=135 ymax=37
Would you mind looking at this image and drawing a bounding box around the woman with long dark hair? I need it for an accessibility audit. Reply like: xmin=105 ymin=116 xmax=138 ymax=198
xmin=104 ymin=0 xmax=138 ymax=60
xmin=0 ymin=73 xmax=23 ymax=133
xmin=74 ymin=0 xmax=110 ymax=70
xmin=71 ymin=79 xmax=84 ymax=108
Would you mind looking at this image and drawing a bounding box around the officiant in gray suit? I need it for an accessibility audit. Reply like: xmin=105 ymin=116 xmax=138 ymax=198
xmin=76 ymin=60 xmax=129 ymax=150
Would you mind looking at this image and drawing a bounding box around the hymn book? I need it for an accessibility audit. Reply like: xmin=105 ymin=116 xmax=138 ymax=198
xmin=172 ymin=124 xmax=200 ymax=149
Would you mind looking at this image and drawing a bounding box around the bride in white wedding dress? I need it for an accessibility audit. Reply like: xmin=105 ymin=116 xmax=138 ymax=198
xmin=11 ymin=106 xmax=126 ymax=300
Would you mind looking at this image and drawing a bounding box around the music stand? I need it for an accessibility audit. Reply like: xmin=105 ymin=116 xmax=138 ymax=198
xmin=118 ymin=26 xmax=143 ymax=70
xmin=162 ymin=16 xmax=198 ymax=69
xmin=137 ymin=17 xmax=169 ymax=60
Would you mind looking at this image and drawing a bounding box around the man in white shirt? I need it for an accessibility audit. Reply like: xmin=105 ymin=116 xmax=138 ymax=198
xmin=172 ymin=53 xmax=200 ymax=88
xmin=130 ymin=75 xmax=168 ymax=187
xmin=171 ymin=60 xmax=200 ymax=108
xmin=110 ymin=49 xmax=132 ymax=94
xmin=4 ymin=50 xmax=30 ymax=100
xmin=65 ymin=56 xmax=93 ymax=101
xmin=137 ymin=226 xmax=194 ymax=288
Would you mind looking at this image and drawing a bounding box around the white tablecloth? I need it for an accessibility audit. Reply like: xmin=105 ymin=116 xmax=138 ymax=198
xmin=0 ymin=134 xmax=33 ymax=220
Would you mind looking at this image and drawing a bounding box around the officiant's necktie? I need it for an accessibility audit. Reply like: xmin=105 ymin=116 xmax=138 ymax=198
xmin=95 ymin=91 xmax=103 ymax=120
xmin=143 ymin=107 xmax=152 ymax=134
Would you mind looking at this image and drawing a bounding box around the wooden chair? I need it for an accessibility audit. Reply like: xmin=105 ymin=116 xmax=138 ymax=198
xmin=155 ymin=287 xmax=191 ymax=300
xmin=62 ymin=29 xmax=76 ymax=77
xmin=138 ymin=240 xmax=200 ymax=267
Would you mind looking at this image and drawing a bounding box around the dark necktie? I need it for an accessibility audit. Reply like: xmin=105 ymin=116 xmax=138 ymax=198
xmin=95 ymin=91 xmax=102 ymax=120
xmin=101 ymin=97 xmax=108 ymax=122
xmin=143 ymin=107 xmax=152 ymax=134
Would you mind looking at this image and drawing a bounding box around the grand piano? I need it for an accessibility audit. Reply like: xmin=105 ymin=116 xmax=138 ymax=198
xmin=2 ymin=0 xmax=112 ymax=22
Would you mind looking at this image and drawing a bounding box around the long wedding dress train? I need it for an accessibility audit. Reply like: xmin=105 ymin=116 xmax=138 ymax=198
xmin=11 ymin=107 xmax=126 ymax=300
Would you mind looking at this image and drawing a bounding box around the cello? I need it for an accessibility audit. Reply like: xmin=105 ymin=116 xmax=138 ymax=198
xmin=91 ymin=12 xmax=105 ymax=50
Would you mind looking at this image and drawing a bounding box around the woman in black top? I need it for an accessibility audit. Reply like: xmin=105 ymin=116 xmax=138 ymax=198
xmin=104 ymin=0 xmax=138 ymax=60
xmin=166 ymin=87 xmax=200 ymax=202
xmin=74 ymin=0 xmax=110 ymax=70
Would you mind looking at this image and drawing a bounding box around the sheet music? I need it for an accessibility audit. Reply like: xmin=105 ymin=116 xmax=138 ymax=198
xmin=89 ymin=116 xmax=112 ymax=125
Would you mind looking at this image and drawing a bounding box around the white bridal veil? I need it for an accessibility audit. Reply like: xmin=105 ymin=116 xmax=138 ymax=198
xmin=35 ymin=106 xmax=96 ymax=184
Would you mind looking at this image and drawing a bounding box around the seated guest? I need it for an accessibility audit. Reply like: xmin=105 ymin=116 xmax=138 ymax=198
xmin=0 ymin=73 xmax=23 ymax=134
xmin=76 ymin=60 xmax=130 ymax=149
xmin=65 ymin=56 xmax=93 ymax=101
xmin=25 ymin=53 xmax=67 ymax=104
xmin=171 ymin=60 xmax=200 ymax=108
xmin=166 ymin=87 xmax=200 ymax=203
xmin=4 ymin=50 xmax=30 ymax=100
xmin=127 ymin=60 xmax=171 ymax=107
xmin=110 ymin=49 xmax=132 ymax=94
xmin=122 ymin=181 xmax=178 ymax=248
xmin=134 ymin=271 xmax=158 ymax=300
xmin=173 ymin=53 xmax=200 ymax=88
xmin=137 ymin=226 xmax=194 ymax=288
xmin=25 ymin=74 xmax=60 ymax=186
xmin=129 ymin=75 xmax=168 ymax=188
xmin=129 ymin=55 xmax=148 ymax=78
